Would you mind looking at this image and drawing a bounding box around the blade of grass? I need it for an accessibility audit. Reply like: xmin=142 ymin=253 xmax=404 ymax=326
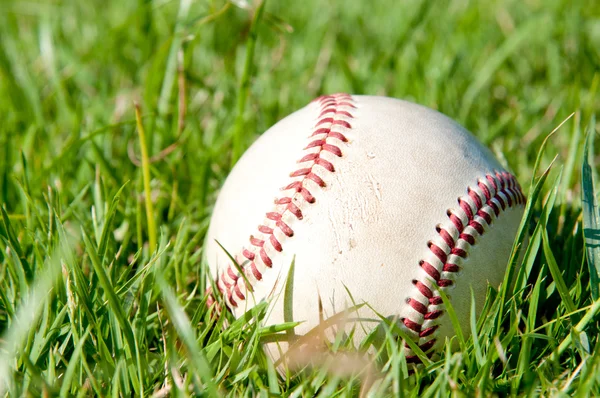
xmin=134 ymin=102 xmax=157 ymax=254
xmin=154 ymin=267 xmax=219 ymax=396
xmin=470 ymin=288 xmax=484 ymax=367
xmin=157 ymin=0 xmax=192 ymax=117
xmin=575 ymin=339 xmax=600 ymax=398
xmin=0 ymin=243 xmax=63 ymax=395
xmin=541 ymin=226 xmax=577 ymax=316
xmin=544 ymin=296 xmax=600 ymax=365
xmin=81 ymin=229 xmax=142 ymax=396
xmin=230 ymin=0 xmax=268 ymax=166
xmin=367 ymin=306 xmax=432 ymax=368
xmin=559 ymin=112 xmax=582 ymax=219
xmin=512 ymin=167 xmax=560 ymax=293
xmin=514 ymin=268 xmax=544 ymax=392
xmin=438 ymin=286 xmax=467 ymax=361
xmin=582 ymin=114 xmax=600 ymax=300
xmin=58 ymin=326 xmax=91 ymax=397
xmin=98 ymin=183 xmax=128 ymax=262
xmin=496 ymin=155 xmax=557 ymax=333
xmin=495 ymin=114 xmax=572 ymax=331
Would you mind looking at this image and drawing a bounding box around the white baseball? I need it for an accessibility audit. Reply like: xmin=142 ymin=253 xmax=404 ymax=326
xmin=205 ymin=94 xmax=525 ymax=364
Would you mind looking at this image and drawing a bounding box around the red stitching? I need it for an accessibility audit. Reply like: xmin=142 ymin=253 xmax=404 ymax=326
xmin=428 ymin=243 xmax=447 ymax=264
xmin=477 ymin=210 xmax=492 ymax=225
xmin=403 ymin=317 xmax=421 ymax=332
xmin=299 ymin=153 xmax=319 ymax=162
xmin=266 ymin=212 xmax=282 ymax=220
xmin=420 ymin=260 xmax=440 ymax=281
xmin=459 ymin=233 xmax=475 ymax=245
xmin=287 ymin=202 xmax=303 ymax=219
xmin=257 ymin=226 xmax=273 ymax=235
xmin=316 ymin=117 xmax=334 ymax=126
xmin=250 ymin=262 xmax=262 ymax=280
xmin=315 ymin=158 xmax=335 ymax=172
xmin=277 ymin=220 xmax=294 ymax=237
xmin=408 ymin=298 xmax=428 ymax=314
xmin=243 ymin=249 xmax=255 ymax=260
xmin=227 ymin=267 xmax=238 ymax=281
xmin=234 ymin=285 xmax=245 ymax=300
xmin=418 ymin=339 xmax=436 ymax=352
xmin=405 ymin=172 xmax=525 ymax=363
xmin=210 ymin=94 xmax=355 ymax=309
xmin=306 ymin=172 xmax=326 ymax=187
xmin=413 ymin=279 xmax=433 ymax=298
xmin=290 ymin=168 xmax=312 ymax=177
xmin=305 ymin=139 xmax=326 ymax=149
xmin=437 ymin=227 xmax=454 ymax=247
xmin=420 ymin=325 xmax=439 ymax=337
xmin=322 ymin=144 xmax=343 ymax=157
xmin=250 ymin=236 xmax=264 ymax=247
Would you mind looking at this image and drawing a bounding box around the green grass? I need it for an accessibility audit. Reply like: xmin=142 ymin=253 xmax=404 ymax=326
xmin=0 ymin=0 xmax=599 ymax=395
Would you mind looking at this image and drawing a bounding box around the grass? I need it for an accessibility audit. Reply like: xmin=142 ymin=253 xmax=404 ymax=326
xmin=0 ymin=0 xmax=599 ymax=395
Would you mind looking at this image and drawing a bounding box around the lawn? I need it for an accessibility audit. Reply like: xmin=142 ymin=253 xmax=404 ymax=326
xmin=0 ymin=0 xmax=599 ymax=396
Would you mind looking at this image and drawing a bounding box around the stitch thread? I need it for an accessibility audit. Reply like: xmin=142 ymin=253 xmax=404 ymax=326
xmin=402 ymin=171 xmax=525 ymax=364
xmin=210 ymin=93 xmax=356 ymax=309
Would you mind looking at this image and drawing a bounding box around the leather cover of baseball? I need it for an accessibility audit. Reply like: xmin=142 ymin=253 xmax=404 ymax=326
xmin=204 ymin=94 xmax=525 ymax=364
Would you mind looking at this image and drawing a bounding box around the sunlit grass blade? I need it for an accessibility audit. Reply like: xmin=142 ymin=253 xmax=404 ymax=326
xmin=541 ymin=225 xmax=577 ymax=316
xmin=514 ymin=268 xmax=544 ymax=391
xmin=575 ymin=339 xmax=600 ymax=398
xmin=134 ymin=102 xmax=157 ymax=254
xmin=157 ymin=0 xmax=192 ymax=117
xmin=544 ymin=297 xmax=600 ymax=365
xmin=154 ymin=269 xmax=219 ymax=396
xmin=582 ymin=114 xmax=600 ymax=300
xmin=0 ymin=244 xmax=63 ymax=395
xmin=437 ymin=286 xmax=467 ymax=363
xmin=230 ymin=0 xmax=268 ymax=165
xmin=559 ymin=112 xmax=582 ymax=217
xmin=58 ymin=326 xmax=91 ymax=397
xmin=81 ymin=228 xmax=142 ymax=396
xmin=496 ymin=155 xmax=557 ymax=333
xmin=368 ymin=306 xmax=432 ymax=368
xmin=499 ymin=114 xmax=573 ymax=312
xmin=470 ymin=288 xmax=484 ymax=367
xmin=512 ymin=166 xmax=561 ymax=293
xmin=98 ymin=183 xmax=128 ymax=263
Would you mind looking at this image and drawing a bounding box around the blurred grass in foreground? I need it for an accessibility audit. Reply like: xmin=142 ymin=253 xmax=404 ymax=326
xmin=0 ymin=0 xmax=599 ymax=395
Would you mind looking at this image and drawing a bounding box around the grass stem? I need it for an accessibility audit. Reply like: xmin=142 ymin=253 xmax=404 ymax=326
xmin=134 ymin=102 xmax=158 ymax=254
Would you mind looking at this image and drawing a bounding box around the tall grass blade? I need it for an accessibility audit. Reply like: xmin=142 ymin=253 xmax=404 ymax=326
xmin=0 ymin=244 xmax=63 ymax=395
xmin=230 ymin=0 xmax=268 ymax=165
xmin=541 ymin=226 xmax=577 ymax=316
xmin=582 ymin=115 xmax=600 ymax=300
xmin=157 ymin=0 xmax=192 ymax=117
xmin=58 ymin=327 xmax=91 ymax=397
xmin=155 ymin=270 xmax=219 ymax=396
xmin=134 ymin=102 xmax=158 ymax=254
xmin=81 ymin=229 xmax=142 ymax=395
xmin=497 ymin=155 xmax=556 ymax=332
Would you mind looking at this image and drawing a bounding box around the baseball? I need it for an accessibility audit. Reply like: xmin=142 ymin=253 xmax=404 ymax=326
xmin=204 ymin=94 xmax=525 ymax=364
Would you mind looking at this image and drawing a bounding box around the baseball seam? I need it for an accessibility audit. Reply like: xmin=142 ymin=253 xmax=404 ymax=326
xmin=402 ymin=171 xmax=525 ymax=363
xmin=210 ymin=93 xmax=356 ymax=308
